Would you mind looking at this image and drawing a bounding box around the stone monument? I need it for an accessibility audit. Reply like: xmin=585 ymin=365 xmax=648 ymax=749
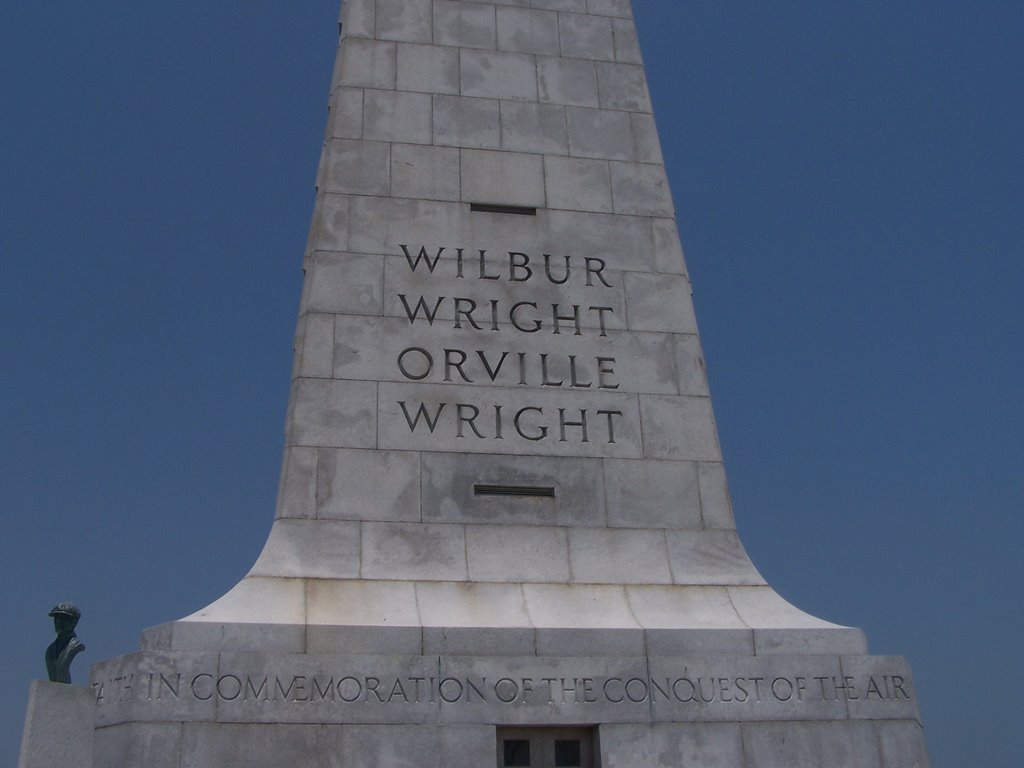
xmin=83 ymin=1 xmax=931 ymax=765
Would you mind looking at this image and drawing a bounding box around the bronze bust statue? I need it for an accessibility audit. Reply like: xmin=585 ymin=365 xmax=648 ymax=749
xmin=45 ymin=602 xmax=85 ymax=684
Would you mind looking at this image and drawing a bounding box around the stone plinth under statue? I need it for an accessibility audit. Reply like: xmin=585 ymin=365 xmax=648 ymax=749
xmin=18 ymin=681 xmax=94 ymax=768
xmin=25 ymin=1 xmax=931 ymax=765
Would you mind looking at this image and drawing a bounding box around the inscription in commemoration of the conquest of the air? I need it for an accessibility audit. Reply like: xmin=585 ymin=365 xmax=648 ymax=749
xmin=385 ymin=243 xmax=639 ymax=457
xmin=91 ymin=655 xmax=919 ymax=725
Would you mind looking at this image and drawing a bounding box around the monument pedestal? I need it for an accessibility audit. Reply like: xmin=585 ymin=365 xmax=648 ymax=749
xmin=65 ymin=0 xmax=934 ymax=764
xmin=90 ymin=577 xmax=927 ymax=766
xmin=92 ymin=620 xmax=928 ymax=766
xmin=18 ymin=681 xmax=94 ymax=768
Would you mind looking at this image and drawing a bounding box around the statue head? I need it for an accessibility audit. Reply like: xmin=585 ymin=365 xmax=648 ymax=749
xmin=48 ymin=602 xmax=81 ymax=635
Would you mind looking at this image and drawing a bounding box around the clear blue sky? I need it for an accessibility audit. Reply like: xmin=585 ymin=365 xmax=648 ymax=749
xmin=2 ymin=2 xmax=1020 ymax=766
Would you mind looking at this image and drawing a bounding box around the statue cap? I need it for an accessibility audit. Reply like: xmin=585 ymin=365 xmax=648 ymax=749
xmin=48 ymin=602 xmax=80 ymax=620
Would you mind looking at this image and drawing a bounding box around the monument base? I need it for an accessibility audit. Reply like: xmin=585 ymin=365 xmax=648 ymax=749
xmin=88 ymin=616 xmax=930 ymax=768
xmin=18 ymin=680 xmax=95 ymax=768
xmin=91 ymin=719 xmax=929 ymax=768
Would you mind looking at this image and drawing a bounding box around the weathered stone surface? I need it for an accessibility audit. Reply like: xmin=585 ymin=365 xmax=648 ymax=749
xmin=433 ymin=95 xmax=501 ymax=149
xmin=538 ymin=56 xmax=599 ymax=107
xmin=877 ymin=720 xmax=931 ymax=767
xmin=340 ymin=0 xmax=374 ymax=40
xmin=567 ymin=106 xmax=635 ymax=160
xmin=337 ymin=39 xmax=396 ymax=90
xmin=18 ymin=681 xmax=94 ymax=768
xmin=651 ymin=216 xmax=687 ymax=274
xmin=497 ymin=8 xmax=559 ymax=56
xmin=646 ymin=627 xmax=757 ymax=656
xmin=391 ymin=143 xmax=461 ymax=201
xmin=323 ymin=139 xmax=391 ymax=196
xmin=304 ymin=251 xmax=383 ymax=315
xmin=674 ymin=333 xmax=709 ymax=396
xmin=361 ymin=522 xmax=469 ymax=581
xmin=544 ymin=155 xmax=613 ymax=212
xmin=275 ymin=445 xmax=318 ymax=519
xmin=698 ymin=460 xmax=736 ymax=528
xmin=397 ymin=43 xmax=459 ymax=94
xmin=181 ymin=723 xmax=341 ymax=766
xmin=611 ymin=161 xmax=673 ymax=215
xmin=466 ymin=524 xmax=571 ymax=583
xmin=433 ymin=1 xmax=496 ymax=50
xmin=665 ymin=530 xmax=765 ymax=585
xmin=523 ymin=583 xmax=638 ymax=629
xmin=249 ymin=519 xmax=361 ymax=579
xmin=603 ymin=458 xmax=701 ymax=529
xmin=375 ymin=0 xmax=432 ymax=44
xmin=754 ymin=627 xmax=869 ymax=656
xmin=743 ymin=721 xmax=883 ymax=768
xmin=559 ymin=12 xmax=615 ymax=61
xmin=586 ymin=0 xmax=634 ymax=21
xmin=423 ymin=626 xmax=537 ymax=657
xmin=343 ymin=724 xmax=494 ymax=768
xmin=418 ymin=582 xmax=533 ymax=629
xmin=310 ymin=193 xmax=349 ymax=253
xmin=92 ymin=723 xmax=181 ymax=768
xmin=500 ymin=101 xmax=569 ymax=154
xmin=600 ymin=723 xmax=744 ymax=768
xmin=307 ymin=624 xmax=423 ymax=656
xmin=611 ymin=17 xmax=642 ymax=64
xmin=329 ymin=87 xmax=364 ymax=139
xmin=596 ymin=62 xmax=651 ymax=111
xmin=285 ymin=378 xmax=377 ymax=449
xmin=184 ymin=577 xmax=307 ymax=627
xmin=460 ymin=50 xmax=538 ymax=101
xmin=363 ymin=90 xmax=432 ymax=144
xmin=534 ymin=0 xmax=585 ymax=12
xmin=569 ymin=527 xmax=673 ymax=584
xmin=307 ymin=579 xmax=420 ymax=628
xmin=317 ymin=447 xmax=420 ymax=522
xmin=296 ymin=313 xmax=335 ymax=379
xmin=460 ymin=148 xmax=546 ymax=205
xmin=631 ymin=112 xmax=663 ymax=163
xmin=626 ymin=586 xmax=746 ymax=630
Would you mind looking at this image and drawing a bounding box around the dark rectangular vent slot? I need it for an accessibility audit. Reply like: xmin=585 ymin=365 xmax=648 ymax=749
xmin=470 ymin=203 xmax=537 ymax=216
xmin=474 ymin=484 xmax=555 ymax=498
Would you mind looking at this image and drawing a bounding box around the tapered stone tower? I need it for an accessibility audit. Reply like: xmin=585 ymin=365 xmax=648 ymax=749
xmin=86 ymin=1 xmax=930 ymax=765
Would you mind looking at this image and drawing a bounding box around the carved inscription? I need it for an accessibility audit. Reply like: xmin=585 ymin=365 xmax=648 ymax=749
xmin=92 ymin=653 xmax=921 ymax=728
xmin=390 ymin=245 xmax=630 ymax=451
xmin=396 ymin=400 xmax=624 ymax=444
xmin=95 ymin=670 xmax=912 ymax=707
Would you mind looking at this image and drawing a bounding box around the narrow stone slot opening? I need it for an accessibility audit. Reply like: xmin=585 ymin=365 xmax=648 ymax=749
xmin=474 ymin=484 xmax=555 ymax=499
xmin=470 ymin=203 xmax=538 ymax=216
